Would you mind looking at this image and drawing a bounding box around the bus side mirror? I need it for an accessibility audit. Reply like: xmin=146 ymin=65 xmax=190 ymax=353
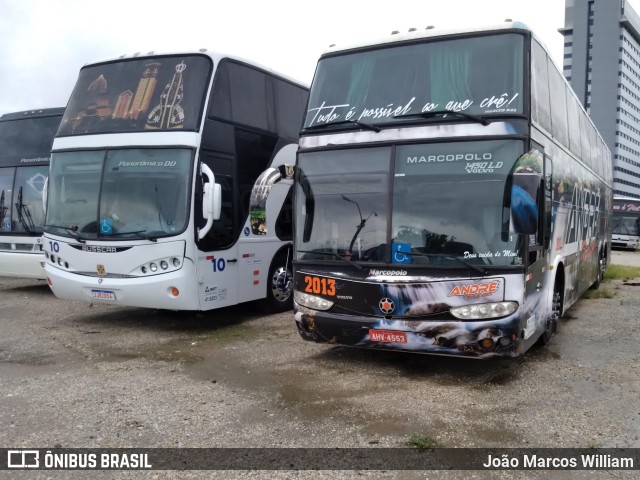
xmin=198 ymin=163 xmax=221 ymax=240
xmin=511 ymin=151 xmax=542 ymax=235
xmin=203 ymin=181 xmax=221 ymax=220
xmin=42 ymin=177 xmax=49 ymax=214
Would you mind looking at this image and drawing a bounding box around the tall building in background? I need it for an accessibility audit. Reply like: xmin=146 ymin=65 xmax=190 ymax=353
xmin=561 ymin=0 xmax=640 ymax=199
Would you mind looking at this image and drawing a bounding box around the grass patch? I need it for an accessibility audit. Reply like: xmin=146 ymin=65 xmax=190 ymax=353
xmin=406 ymin=433 xmax=439 ymax=449
xmin=604 ymin=264 xmax=640 ymax=281
xmin=582 ymin=287 xmax=617 ymax=299
xmin=210 ymin=323 xmax=258 ymax=343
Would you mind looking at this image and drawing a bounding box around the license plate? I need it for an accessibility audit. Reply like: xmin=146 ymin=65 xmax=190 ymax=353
xmin=369 ymin=329 xmax=407 ymax=343
xmin=91 ymin=289 xmax=116 ymax=301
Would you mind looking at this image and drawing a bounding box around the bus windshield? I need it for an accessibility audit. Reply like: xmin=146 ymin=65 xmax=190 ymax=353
xmin=0 ymin=114 xmax=61 ymax=234
xmin=612 ymin=216 xmax=640 ymax=236
xmin=295 ymin=139 xmax=524 ymax=267
xmin=58 ymin=55 xmax=212 ymax=136
xmin=304 ymin=33 xmax=524 ymax=128
xmin=46 ymin=148 xmax=192 ymax=240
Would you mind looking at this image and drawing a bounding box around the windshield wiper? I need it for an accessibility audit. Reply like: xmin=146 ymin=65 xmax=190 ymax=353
xmin=342 ymin=194 xmax=377 ymax=256
xmin=297 ymin=249 xmax=363 ymax=271
xmin=303 ymin=119 xmax=381 ymax=133
xmin=394 ymin=109 xmax=489 ymax=126
xmin=44 ymin=224 xmax=87 ymax=244
xmin=399 ymin=250 xmax=488 ymax=276
xmin=15 ymin=187 xmax=35 ymax=234
xmin=108 ymin=230 xmax=158 ymax=242
xmin=0 ymin=190 xmax=7 ymax=225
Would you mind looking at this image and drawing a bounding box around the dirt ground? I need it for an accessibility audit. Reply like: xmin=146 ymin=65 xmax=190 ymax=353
xmin=1 ymin=250 xmax=640 ymax=479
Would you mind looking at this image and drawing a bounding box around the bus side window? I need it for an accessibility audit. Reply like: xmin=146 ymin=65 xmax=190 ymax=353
xmin=528 ymin=180 xmax=544 ymax=266
xmin=544 ymin=156 xmax=553 ymax=249
xmin=197 ymin=151 xmax=236 ymax=251
xmin=275 ymin=187 xmax=293 ymax=240
xmin=235 ymin=128 xmax=278 ymax=222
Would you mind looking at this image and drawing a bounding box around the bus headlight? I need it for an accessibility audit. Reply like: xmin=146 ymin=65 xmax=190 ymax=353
xmin=160 ymin=260 xmax=168 ymax=270
xmin=450 ymin=302 xmax=518 ymax=320
xmin=294 ymin=291 xmax=334 ymax=311
xmin=150 ymin=263 xmax=158 ymax=272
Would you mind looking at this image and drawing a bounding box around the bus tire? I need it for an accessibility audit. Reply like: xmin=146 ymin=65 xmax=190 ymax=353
xmin=590 ymin=250 xmax=606 ymax=290
xmin=539 ymin=277 xmax=562 ymax=345
xmin=263 ymin=251 xmax=293 ymax=313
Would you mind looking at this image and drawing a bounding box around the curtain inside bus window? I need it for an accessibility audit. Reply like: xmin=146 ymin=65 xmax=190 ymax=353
xmin=346 ymin=58 xmax=374 ymax=107
xmin=531 ymin=41 xmax=551 ymax=132
xmin=429 ymin=43 xmax=472 ymax=106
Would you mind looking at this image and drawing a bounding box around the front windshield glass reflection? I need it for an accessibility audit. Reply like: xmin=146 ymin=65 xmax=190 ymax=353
xmin=295 ymin=140 xmax=525 ymax=268
xmin=46 ymin=148 xmax=192 ymax=240
xmin=392 ymin=140 xmax=524 ymax=266
xmin=295 ymin=148 xmax=389 ymax=263
xmin=12 ymin=165 xmax=49 ymax=234
xmin=612 ymin=216 xmax=640 ymax=236
xmin=304 ymin=33 xmax=524 ymax=128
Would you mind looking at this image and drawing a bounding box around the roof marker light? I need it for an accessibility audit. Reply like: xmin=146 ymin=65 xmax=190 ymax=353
xmin=408 ymin=27 xmax=417 ymax=32
xmin=391 ymin=30 xmax=400 ymax=35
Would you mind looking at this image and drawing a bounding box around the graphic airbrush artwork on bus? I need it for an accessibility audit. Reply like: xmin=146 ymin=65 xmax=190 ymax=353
xmin=304 ymin=34 xmax=523 ymax=128
xmin=510 ymin=150 xmax=542 ymax=235
xmin=59 ymin=56 xmax=211 ymax=135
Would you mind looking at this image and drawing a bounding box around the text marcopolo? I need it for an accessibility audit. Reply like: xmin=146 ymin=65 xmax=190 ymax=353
xmin=407 ymin=153 xmax=493 ymax=164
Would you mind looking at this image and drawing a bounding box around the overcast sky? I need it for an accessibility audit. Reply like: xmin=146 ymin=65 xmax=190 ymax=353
xmin=1 ymin=0 xmax=639 ymax=115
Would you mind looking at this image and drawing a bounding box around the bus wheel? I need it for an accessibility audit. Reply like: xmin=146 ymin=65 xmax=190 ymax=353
xmin=264 ymin=253 xmax=293 ymax=313
xmin=540 ymin=281 xmax=562 ymax=345
xmin=590 ymin=252 xmax=606 ymax=290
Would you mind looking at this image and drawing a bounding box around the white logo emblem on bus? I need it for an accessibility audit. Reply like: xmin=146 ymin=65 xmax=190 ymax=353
xmin=379 ymin=298 xmax=395 ymax=315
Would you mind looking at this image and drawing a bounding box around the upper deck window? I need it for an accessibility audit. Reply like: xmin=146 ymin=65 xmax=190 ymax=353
xmin=58 ymin=55 xmax=212 ymax=136
xmin=0 ymin=115 xmax=61 ymax=166
xmin=304 ymin=33 xmax=524 ymax=128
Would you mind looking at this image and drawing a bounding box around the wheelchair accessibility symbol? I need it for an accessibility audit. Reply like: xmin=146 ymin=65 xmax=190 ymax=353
xmin=100 ymin=218 xmax=113 ymax=235
xmin=392 ymin=242 xmax=411 ymax=264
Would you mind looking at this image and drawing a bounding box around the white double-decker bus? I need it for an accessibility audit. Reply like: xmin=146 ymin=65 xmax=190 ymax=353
xmin=0 ymin=108 xmax=64 ymax=279
xmin=43 ymin=50 xmax=308 ymax=311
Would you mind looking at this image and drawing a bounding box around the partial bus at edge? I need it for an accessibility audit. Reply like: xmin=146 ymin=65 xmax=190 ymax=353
xmin=612 ymin=195 xmax=640 ymax=250
xmin=43 ymin=50 xmax=308 ymax=311
xmin=0 ymin=108 xmax=64 ymax=279
xmin=291 ymin=22 xmax=612 ymax=358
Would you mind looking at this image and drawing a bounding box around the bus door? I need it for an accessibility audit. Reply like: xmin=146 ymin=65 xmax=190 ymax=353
xmin=197 ymin=152 xmax=239 ymax=309
xmin=529 ymin=151 xmax=554 ymax=291
xmin=513 ymin=147 xmax=547 ymax=314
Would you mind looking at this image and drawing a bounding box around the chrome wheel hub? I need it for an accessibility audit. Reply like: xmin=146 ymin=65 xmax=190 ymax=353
xmin=271 ymin=266 xmax=292 ymax=302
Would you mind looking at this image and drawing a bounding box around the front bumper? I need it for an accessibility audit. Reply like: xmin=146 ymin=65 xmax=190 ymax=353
xmin=0 ymin=252 xmax=46 ymax=279
xmin=294 ymin=305 xmax=524 ymax=358
xmin=45 ymin=261 xmax=199 ymax=310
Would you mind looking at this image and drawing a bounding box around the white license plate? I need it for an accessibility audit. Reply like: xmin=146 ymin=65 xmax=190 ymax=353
xmin=91 ymin=289 xmax=116 ymax=301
